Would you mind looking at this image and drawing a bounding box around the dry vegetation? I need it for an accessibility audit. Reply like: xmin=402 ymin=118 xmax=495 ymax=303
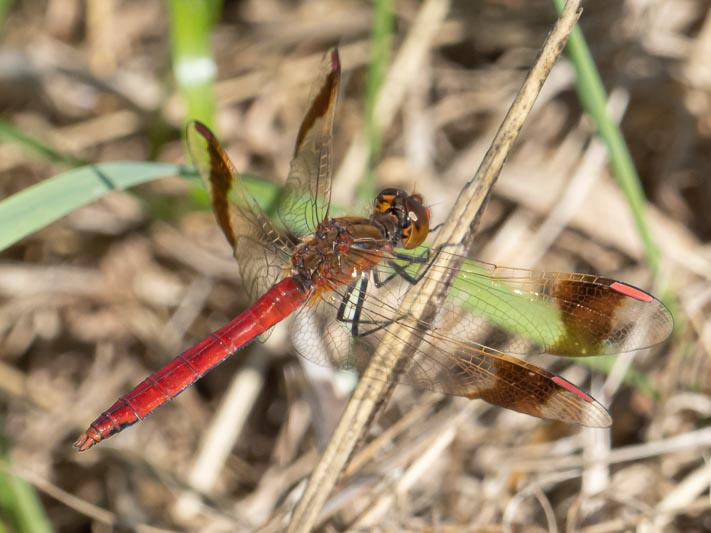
xmin=1 ymin=0 xmax=710 ymax=531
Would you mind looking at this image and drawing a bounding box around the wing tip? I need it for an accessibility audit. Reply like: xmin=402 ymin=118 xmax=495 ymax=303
xmin=576 ymin=402 xmax=613 ymax=428
xmin=550 ymin=375 xmax=612 ymax=427
xmin=329 ymin=48 xmax=341 ymax=75
xmin=190 ymin=120 xmax=215 ymax=141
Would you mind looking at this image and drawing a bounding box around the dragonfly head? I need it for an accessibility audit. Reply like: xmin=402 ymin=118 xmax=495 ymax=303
xmin=373 ymin=188 xmax=430 ymax=249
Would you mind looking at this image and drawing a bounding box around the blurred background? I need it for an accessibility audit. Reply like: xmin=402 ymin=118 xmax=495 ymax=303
xmin=0 ymin=0 xmax=709 ymax=531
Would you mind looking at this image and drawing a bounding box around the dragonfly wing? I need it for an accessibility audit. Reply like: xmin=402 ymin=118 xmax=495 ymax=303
xmin=288 ymin=247 xmax=672 ymax=426
xmin=378 ymin=251 xmax=673 ymax=357
xmin=289 ymin=284 xmax=363 ymax=371
xmin=278 ymin=48 xmax=340 ymax=238
xmin=290 ymin=267 xmax=611 ymax=427
xmin=378 ymin=330 xmax=612 ymax=427
xmin=186 ymin=121 xmax=292 ymax=301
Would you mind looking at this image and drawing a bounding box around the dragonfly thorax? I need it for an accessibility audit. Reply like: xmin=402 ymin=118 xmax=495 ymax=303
xmin=291 ymin=217 xmax=386 ymax=290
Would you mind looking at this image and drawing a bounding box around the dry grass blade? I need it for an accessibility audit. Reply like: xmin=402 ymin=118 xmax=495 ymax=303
xmin=172 ymin=348 xmax=270 ymax=522
xmin=286 ymin=2 xmax=584 ymax=531
xmin=508 ymin=426 xmax=711 ymax=475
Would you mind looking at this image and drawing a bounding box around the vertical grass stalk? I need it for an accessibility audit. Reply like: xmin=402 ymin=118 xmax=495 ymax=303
xmin=168 ymin=0 xmax=222 ymax=128
xmin=358 ymin=0 xmax=395 ymax=203
xmin=552 ymin=0 xmax=661 ymax=272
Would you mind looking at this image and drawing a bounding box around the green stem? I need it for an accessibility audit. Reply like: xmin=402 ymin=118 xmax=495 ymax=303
xmin=553 ymin=0 xmax=660 ymax=272
xmin=359 ymin=0 xmax=394 ymax=203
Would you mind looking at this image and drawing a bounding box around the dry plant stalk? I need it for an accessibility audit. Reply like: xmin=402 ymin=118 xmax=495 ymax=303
xmin=287 ymin=1 xmax=584 ymax=531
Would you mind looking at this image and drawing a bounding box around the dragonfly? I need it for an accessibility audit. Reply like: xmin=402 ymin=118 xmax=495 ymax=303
xmin=74 ymin=49 xmax=673 ymax=451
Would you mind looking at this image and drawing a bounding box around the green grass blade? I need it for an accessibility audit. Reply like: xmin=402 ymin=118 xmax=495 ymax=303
xmin=168 ymin=0 xmax=221 ymax=128
xmin=552 ymin=0 xmax=660 ymax=272
xmin=0 ymin=162 xmax=185 ymax=251
xmin=0 ymin=120 xmax=86 ymax=166
xmin=0 ymin=431 xmax=51 ymax=533
xmin=0 ymin=162 xmax=283 ymax=252
xmin=0 ymin=467 xmax=51 ymax=533
xmin=0 ymin=0 xmax=10 ymax=16
xmin=358 ymin=0 xmax=394 ymax=203
xmin=0 ymin=0 xmax=13 ymax=32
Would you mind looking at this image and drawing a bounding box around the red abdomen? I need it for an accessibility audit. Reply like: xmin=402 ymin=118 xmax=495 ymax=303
xmin=74 ymin=277 xmax=309 ymax=451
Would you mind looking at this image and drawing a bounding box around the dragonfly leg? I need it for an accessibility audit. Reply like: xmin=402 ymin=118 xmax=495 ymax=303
xmin=370 ymin=248 xmax=432 ymax=288
xmin=389 ymin=249 xmax=430 ymax=263
xmin=337 ymin=275 xmax=403 ymax=337
xmin=338 ymin=244 xmax=449 ymax=337
xmin=337 ymin=273 xmax=420 ymax=338
xmin=371 ymin=266 xmax=399 ymax=288
xmin=336 ymin=277 xmax=368 ymax=336
xmin=379 ymin=243 xmax=449 ymax=286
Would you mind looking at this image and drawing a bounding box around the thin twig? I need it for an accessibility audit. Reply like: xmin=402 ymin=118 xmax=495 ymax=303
xmin=509 ymin=426 xmax=711 ymax=474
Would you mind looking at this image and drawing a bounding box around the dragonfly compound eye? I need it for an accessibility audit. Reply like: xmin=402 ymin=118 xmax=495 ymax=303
xmin=400 ymin=196 xmax=429 ymax=249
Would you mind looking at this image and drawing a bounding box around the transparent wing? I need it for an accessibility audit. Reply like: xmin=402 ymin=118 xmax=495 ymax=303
xmin=186 ymin=121 xmax=293 ymax=302
xmin=277 ymin=48 xmax=340 ymax=238
xmin=354 ymin=251 xmax=674 ymax=357
xmin=289 ymin=247 xmax=673 ymax=426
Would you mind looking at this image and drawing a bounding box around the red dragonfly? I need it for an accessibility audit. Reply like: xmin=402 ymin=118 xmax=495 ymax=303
xmin=75 ymin=49 xmax=673 ymax=451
